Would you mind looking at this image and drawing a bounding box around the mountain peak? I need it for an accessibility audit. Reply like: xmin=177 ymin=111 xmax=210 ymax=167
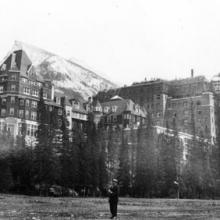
xmin=8 ymin=41 xmax=117 ymax=99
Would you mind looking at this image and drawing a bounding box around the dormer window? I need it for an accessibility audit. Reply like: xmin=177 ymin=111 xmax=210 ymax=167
xmin=1 ymin=64 xmax=6 ymax=71
xmin=11 ymin=53 xmax=16 ymax=69
xmin=135 ymin=105 xmax=140 ymax=113
xmin=66 ymin=110 xmax=71 ymax=116
xmin=95 ymin=106 xmax=102 ymax=112
xmin=112 ymin=106 xmax=117 ymax=112
xmin=104 ymin=106 xmax=109 ymax=113
xmin=10 ymin=75 xmax=16 ymax=80
xmin=55 ymin=97 xmax=60 ymax=105
xmin=74 ymin=101 xmax=80 ymax=109
xmin=124 ymin=113 xmax=130 ymax=119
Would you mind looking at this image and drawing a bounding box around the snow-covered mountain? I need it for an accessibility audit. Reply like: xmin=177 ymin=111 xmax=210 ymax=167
xmin=10 ymin=41 xmax=117 ymax=100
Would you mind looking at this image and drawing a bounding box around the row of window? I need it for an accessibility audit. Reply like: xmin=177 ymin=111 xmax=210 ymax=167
xmin=18 ymin=123 xmax=38 ymax=137
xmin=0 ymin=97 xmax=38 ymax=108
xmin=0 ymin=107 xmax=62 ymax=118
xmin=169 ymin=100 xmax=202 ymax=108
xmin=1 ymin=108 xmax=37 ymax=120
xmin=21 ymin=77 xmax=42 ymax=87
xmin=19 ymin=99 xmax=38 ymax=108
xmin=0 ymin=84 xmax=48 ymax=99
xmin=72 ymin=112 xmax=87 ymax=120
xmin=23 ymin=87 xmax=48 ymax=99
xmin=0 ymin=85 xmax=16 ymax=93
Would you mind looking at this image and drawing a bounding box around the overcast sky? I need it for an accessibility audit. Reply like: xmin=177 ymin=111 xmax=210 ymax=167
xmin=0 ymin=0 xmax=220 ymax=85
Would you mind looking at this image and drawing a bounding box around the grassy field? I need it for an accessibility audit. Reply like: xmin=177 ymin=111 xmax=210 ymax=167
xmin=0 ymin=194 xmax=220 ymax=219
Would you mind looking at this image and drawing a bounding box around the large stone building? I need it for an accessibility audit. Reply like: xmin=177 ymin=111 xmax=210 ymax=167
xmin=0 ymin=50 xmax=57 ymax=143
xmin=0 ymin=49 xmax=146 ymax=145
xmin=0 ymin=49 xmax=89 ymax=145
xmin=96 ymin=73 xmax=217 ymax=143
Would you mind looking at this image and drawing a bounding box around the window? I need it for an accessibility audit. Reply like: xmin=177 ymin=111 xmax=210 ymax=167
xmin=135 ymin=105 xmax=140 ymax=113
xmin=25 ymin=110 xmax=29 ymax=119
xmin=0 ymin=86 xmax=3 ymax=93
xmin=48 ymin=106 xmax=53 ymax=112
xmin=184 ymin=110 xmax=188 ymax=115
xmin=43 ymin=92 xmax=47 ymax=99
xmin=31 ymin=101 xmax=37 ymax=108
xmin=32 ymin=89 xmax=39 ymax=97
xmin=112 ymin=106 xmax=117 ymax=112
xmin=31 ymin=112 xmax=37 ymax=120
xmin=58 ymin=119 xmax=62 ymax=127
xmin=24 ymin=87 xmax=30 ymax=95
xmin=31 ymin=125 xmax=37 ymax=137
xmin=21 ymin=78 xmax=28 ymax=83
xmin=1 ymin=64 xmax=6 ymax=71
xmin=27 ymin=124 xmax=31 ymax=136
xmin=95 ymin=106 xmax=102 ymax=112
xmin=183 ymin=101 xmax=187 ymax=107
xmin=66 ymin=110 xmax=71 ymax=116
xmin=0 ymin=121 xmax=5 ymax=131
xmin=25 ymin=99 xmax=30 ymax=107
xmin=58 ymin=109 xmax=63 ymax=115
xmin=196 ymin=100 xmax=201 ymax=106
xmin=1 ymin=109 xmax=6 ymax=116
xmin=11 ymin=97 xmax=15 ymax=104
xmin=157 ymin=94 xmax=160 ymax=100
xmin=2 ymin=98 xmax=6 ymax=105
xmin=11 ymin=85 xmax=16 ymax=91
xmin=55 ymin=97 xmax=61 ymax=105
xmin=10 ymin=75 xmax=16 ymax=80
xmin=9 ymin=108 xmax=14 ymax=116
xmin=19 ymin=110 xmax=24 ymax=118
xmin=198 ymin=110 xmax=202 ymax=115
xmin=1 ymin=77 xmax=6 ymax=82
xmin=124 ymin=114 xmax=130 ymax=119
xmin=104 ymin=106 xmax=109 ymax=113
xmin=20 ymin=99 xmax=24 ymax=106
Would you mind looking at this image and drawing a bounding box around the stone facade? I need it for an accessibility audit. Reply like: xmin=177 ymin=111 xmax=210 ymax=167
xmin=97 ymin=75 xmax=217 ymax=143
xmin=0 ymin=49 xmax=88 ymax=145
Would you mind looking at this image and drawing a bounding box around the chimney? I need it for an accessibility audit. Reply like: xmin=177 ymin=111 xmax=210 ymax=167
xmin=191 ymin=69 xmax=194 ymax=78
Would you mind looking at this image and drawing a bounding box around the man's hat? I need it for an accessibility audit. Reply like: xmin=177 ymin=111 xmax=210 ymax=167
xmin=113 ymin=179 xmax=118 ymax=183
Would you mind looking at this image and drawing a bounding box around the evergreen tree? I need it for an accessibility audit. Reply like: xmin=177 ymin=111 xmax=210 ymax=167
xmin=134 ymin=113 xmax=156 ymax=197
xmin=96 ymin=123 xmax=108 ymax=195
xmin=86 ymin=113 xmax=100 ymax=194
xmin=182 ymin=100 xmax=204 ymax=198
xmin=118 ymin=129 xmax=130 ymax=196
xmin=34 ymin=88 xmax=57 ymax=187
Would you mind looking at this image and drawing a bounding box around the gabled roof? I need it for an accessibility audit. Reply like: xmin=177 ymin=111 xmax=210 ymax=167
xmin=101 ymin=98 xmax=146 ymax=117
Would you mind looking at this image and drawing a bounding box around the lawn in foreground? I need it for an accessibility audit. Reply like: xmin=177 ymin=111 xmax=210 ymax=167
xmin=0 ymin=194 xmax=220 ymax=219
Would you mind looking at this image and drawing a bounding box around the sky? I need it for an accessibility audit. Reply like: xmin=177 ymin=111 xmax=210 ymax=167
xmin=0 ymin=0 xmax=220 ymax=85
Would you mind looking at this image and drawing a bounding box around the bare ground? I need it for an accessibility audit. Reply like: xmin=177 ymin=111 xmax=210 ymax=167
xmin=0 ymin=194 xmax=220 ymax=219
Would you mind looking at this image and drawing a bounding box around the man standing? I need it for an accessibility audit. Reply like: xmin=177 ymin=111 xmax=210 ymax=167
xmin=108 ymin=179 xmax=119 ymax=219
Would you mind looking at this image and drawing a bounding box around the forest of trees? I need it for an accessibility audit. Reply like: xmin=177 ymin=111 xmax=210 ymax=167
xmin=0 ymin=90 xmax=219 ymax=198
